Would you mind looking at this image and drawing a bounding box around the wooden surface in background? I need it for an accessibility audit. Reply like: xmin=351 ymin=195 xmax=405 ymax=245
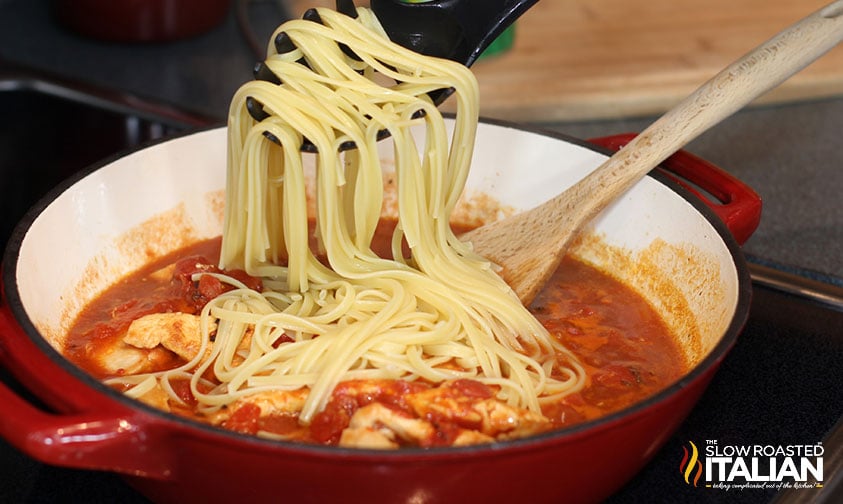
xmin=290 ymin=0 xmax=843 ymax=122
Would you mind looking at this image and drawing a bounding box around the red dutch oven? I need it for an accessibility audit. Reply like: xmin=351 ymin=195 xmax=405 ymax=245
xmin=53 ymin=0 xmax=232 ymax=43
xmin=0 ymin=120 xmax=759 ymax=503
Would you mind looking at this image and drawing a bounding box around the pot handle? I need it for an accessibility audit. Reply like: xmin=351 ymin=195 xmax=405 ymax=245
xmin=0 ymin=305 xmax=175 ymax=480
xmin=588 ymin=133 xmax=762 ymax=245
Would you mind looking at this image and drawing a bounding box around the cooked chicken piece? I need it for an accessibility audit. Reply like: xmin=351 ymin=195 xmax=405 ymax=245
xmin=90 ymin=312 xmax=215 ymax=376
xmin=405 ymin=380 xmax=551 ymax=439
xmin=211 ymin=388 xmax=309 ymax=425
xmin=452 ymin=429 xmax=495 ymax=446
xmin=472 ymin=398 xmax=551 ymax=439
xmin=136 ymin=380 xmax=172 ymax=412
xmin=124 ymin=312 xmax=211 ymax=361
xmin=340 ymin=425 xmax=398 ymax=449
xmin=339 ymin=403 xmax=436 ymax=449
xmin=92 ymin=342 xmax=150 ymax=375
xmin=236 ymin=389 xmax=308 ymax=416
xmin=89 ymin=334 xmax=179 ymax=375
xmin=148 ymin=263 xmax=175 ymax=282
xmin=407 ymin=389 xmax=483 ymax=426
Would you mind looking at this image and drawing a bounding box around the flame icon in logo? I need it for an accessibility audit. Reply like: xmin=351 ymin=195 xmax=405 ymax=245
xmin=680 ymin=441 xmax=703 ymax=486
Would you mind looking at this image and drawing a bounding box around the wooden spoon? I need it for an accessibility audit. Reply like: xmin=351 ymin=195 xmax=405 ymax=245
xmin=463 ymin=0 xmax=843 ymax=305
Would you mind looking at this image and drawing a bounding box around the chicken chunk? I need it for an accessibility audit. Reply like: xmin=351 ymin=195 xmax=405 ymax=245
xmin=124 ymin=312 xmax=210 ymax=361
xmin=339 ymin=403 xmax=436 ymax=449
xmin=209 ymin=388 xmax=314 ymax=441
xmin=234 ymin=389 xmax=309 ymax=416
xmin=405 ymin=380 xmax=552 ymax=439
xmin=92 ymin=341 xmax=156 ymax=375
xmin=91 ymin=312 xmax=212 ymax=376
xmin=136 ymin=379 xmax=172 ymax=412
xmin=472 ymin=398 xmax=551 ymax=439
xmin=452 ymin=429 xmax=495 ymax=446
xmin=212 ymin=388 xmax=309 ymax=425
xmin=148 ymin=263 xmax=176 ymax=282
xmin=340 ymin=425 xmax=399 ymax=449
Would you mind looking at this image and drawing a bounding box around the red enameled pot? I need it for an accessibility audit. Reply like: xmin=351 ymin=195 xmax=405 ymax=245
xmin=53 ymin=0 xmax=232 ymax=43
xmin=0 ymin=120 xmax=760 ymax=503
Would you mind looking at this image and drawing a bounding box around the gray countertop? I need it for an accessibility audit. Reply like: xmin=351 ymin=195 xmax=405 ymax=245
xmin=1 ymin=0 xmax=842 ymax=284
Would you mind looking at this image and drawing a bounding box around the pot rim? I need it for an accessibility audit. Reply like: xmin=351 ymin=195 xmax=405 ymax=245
xmin=0 ymin=116 xmax=753 ymax=459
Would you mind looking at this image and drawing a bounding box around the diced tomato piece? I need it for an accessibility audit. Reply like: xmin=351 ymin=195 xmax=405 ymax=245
xmin=271 ymin=333 xmax=295 ymax=348
xmin=169 ymin=256 xmax=263 ymax=312
xmin=172 ymin=256 xmax=216 ymax=279
xmin=260 ymin=414 xmax=301 ymax=436
xmin=170 ymin=379 xmax=197 ymax=407
xmin=226 ymin=269 xmax=263 ymax=292
xmin=310 ymin=395 xmax=357 ymax=445
xmin=448 ymin=379 xmax=493 ymax=399
xmin=197 ymin=274 xmax=224 ymax=300
xmin=427 ymin=420 xmax=462 ymax=448
xmin=224 ymin=403 xmax=261 ymax=435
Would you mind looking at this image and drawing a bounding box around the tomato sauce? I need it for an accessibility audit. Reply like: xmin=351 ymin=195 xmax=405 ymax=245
xmin=65 ymin=238 xmax=233 ymax=378
xmin=63 ymin=223 xmax=688 ymax=445
xmin=531 ymin=257 xmax=687 ymax=426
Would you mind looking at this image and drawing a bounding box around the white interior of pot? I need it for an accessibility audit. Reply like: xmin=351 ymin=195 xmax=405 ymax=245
xmin=15 ymin=121 xmax=739 ymax=369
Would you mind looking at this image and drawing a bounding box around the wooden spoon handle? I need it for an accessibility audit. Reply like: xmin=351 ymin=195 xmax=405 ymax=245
xmin=567 ymin=0 xmax=843 ymax=225
xmin=465 ymin=1 xmax=843 ymax=304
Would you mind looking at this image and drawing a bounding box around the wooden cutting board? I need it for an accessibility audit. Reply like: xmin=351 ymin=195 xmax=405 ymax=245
xmin=291 ymin=0 xmax=843 ymax=122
